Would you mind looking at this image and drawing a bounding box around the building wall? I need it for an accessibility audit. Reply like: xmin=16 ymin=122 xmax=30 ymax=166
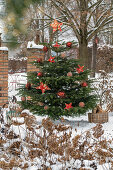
xmin=27 ymin=48 xmax=45 ymax=72
xmin=0 ymin=49 xmax=8 ymax=106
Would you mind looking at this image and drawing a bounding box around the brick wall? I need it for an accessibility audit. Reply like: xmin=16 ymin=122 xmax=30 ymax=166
xmin=0 ymin=49 xmax=8 ymax=106
xmin=27 ymin=48 xmax=45 ymax=72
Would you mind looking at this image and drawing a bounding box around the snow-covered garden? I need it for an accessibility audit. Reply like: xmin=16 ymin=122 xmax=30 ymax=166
xmin=0 ymin=0 xmax=113 ymax=169
xmin=0 ymin=72 xmax=112 ymax=170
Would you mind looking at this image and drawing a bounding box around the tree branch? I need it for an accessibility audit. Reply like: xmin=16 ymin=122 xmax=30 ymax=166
xmin=87 ymin=17 xmax=113 ymax=41
xmin=95 ymin=8 xmax=113 ymax=27
xmin=88 ymin=0 xmax=103 ymax=10
xmin=86 ymin=1 xmax=104 ymax=25
xmin=55 ymin=0 xmax=80 ymax=29
xmin=50 ymin=0 xmax=80 ymax=41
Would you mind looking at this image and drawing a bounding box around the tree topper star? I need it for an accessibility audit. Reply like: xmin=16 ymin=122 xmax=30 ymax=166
xmin=48 ymin=56 xmax=55 ymax=63
xmin=36 ymin=82 xmax=50 ymax=93
xmin=64 ymin=103 xmax=73 ymax=110
xmin=76 ymin=65 xmax=84 ymax=73
xmin=50 ymin=19 xmax=63 ymax=32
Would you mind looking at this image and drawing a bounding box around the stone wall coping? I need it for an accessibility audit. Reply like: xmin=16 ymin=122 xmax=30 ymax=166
xmin=27 ymin=41 xmax=44 ymax=49
xmin=0 ymin=47 xmax=8 ymax=51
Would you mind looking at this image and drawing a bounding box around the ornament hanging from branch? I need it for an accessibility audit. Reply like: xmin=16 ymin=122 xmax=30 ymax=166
xmin=44 ymin=105 xmax=49 ymax=110
xmin=79 ymin=102 xmax=85 ymax=107
xmin=27 ymin=96 xmax=32 ymax=101
xmin=38 ymin=102 xmax=44 ymax=106
xmin=67 ymin=72 xmax=72 ymax=77
xmin=48 ymin=56 xmax=55 ymax=63
xmin=64 ymin=103 xmax=73 ymax=110
xmin=76 ymin=65 xmax=84 ymax=74
xmin=66 ymin=42 xmax=72 ymax=48
xmin=43 ymin=46 xmax=48 ymax=52
xmin=53 ymin=42 xmax=60 ymax=48
xmin=81 ymin=82 xmax=88 ymax=87
xmin=37 ymin=72 xmax=43 ymax=77
xmin=37 ymin=58 xmax=42 ymax=63
xmin=61 ymin=53 xmax=66 ymax=58
xmin=57 ymin=91 xmax=65 ymax=98
xmin=21 ymin=96 xmax=26 ymax=101
xmin=36 ymin=82 xmax=50 ymax=93
xmin=26 ymin=82 xmax=31 ymax=90
xmin=50 ymin=19 xmax=63 ymax=32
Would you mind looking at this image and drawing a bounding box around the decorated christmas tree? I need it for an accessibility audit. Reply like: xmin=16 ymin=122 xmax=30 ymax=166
xmin=19 ymin=20 xmax=97 ymax=119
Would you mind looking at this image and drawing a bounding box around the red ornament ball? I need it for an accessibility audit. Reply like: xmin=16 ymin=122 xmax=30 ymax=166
xmin=57 ymin=91 xmax=65 ymax=98
xmin=26 ymin=82 xmax=31 ymax=90
xmin=66 ymin=42 xmax=72 ymax=47
xmin=37 ymin=58 xmax=42 ymax=63
xmin=43 ymin=46 xmax=48 ymax=52
xmin=37 ymin=72 xmax=43 ymax=77
xmin=44 ymin=105 xmax=49 ymax=110
xmin=79 ymin=102 xmax=85 ymax=107
xmin=81 ymin=82 xmax=88 ymax=87
xmin=67 ymin=72 xmax=72 ymax=77
xmin=21 ymin=96 xmax=26 ymax=101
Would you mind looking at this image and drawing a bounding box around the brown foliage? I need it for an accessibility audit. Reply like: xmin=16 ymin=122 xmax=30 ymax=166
xmin=96 ymin=46 xmax=113 ymax=73
xmin=8 ymin=59 xmax=27 ymax=73
xmin=0 ymin=114 xmax=113 ymax=169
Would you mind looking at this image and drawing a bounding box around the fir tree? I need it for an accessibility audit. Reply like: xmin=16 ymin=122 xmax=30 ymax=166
xmin=18 ymin=20 xmax=97 ymax=120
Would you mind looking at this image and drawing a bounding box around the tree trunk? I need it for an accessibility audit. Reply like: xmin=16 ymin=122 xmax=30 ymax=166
xmin=79 ymin=39 xmax=89 ymax=69
xmin=41 ymin=13 xmax=45 ymax=43
xmin=91 ymin=36 xmax=97 ymax=77
xmin=79 ymin=0 xmax=89 ymax=69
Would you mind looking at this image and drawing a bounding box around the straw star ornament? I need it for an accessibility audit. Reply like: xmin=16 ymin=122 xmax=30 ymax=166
xmin=64 ymin=103 xmax=73 ymax=110
xmin=48 ymin=56 xmax=55 ymax=63
xmin=53 ymin=42 xmax=60 ymax=48
xmin=76 ymin=65 xmax=84 ymax=74
xmin=50 ymin=19 xmax=63 ymax=32
xmin=36 ymin=82 xmax=50 ymax=93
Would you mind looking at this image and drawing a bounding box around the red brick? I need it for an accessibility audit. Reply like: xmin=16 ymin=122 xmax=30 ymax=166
xmin=3 ymin=63 xmax=8 ymax=66
xmin=0 ymin=60 xmax=8 ymax=62
xmin=0 ymin=75 xmax=8 ymax=78
xmin=0 ymin=78 xmax=8 ymax=81
xmin=0 ymin=103 xmax=7 ymax=106
xmin=0 ymin=65 xmax=8 ymax=69
xmin=0 ymin=90 xmax=8 ymax=93
xmin=0 ymin=97 xmax=8 ymax=100
xmin=3 ymin=94 xmax=8 ymax=97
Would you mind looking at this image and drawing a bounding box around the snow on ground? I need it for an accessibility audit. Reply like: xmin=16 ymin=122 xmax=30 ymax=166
xmin=27 ymin=41 xmax=44 ymax=49
xmin=6 ymin=72 xmax=113 ymax=169
xmin=35 ymin=112 xmax=113 ymax=140
xmin=8 ymin=72 xmax=113 ymax=138
xmin=10 ymin=123 xmax=26 ymax=139
xmin=0 ymin=47 xmax=8 ymax=51
xmin=8 ymin=72 xmax=27 ymax=101
xmin=18 ymin=110 xmax=113 ymax=170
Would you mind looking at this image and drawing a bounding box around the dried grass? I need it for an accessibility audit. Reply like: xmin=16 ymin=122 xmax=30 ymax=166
xmin=0 ymin=115 xmax=113 ymax=169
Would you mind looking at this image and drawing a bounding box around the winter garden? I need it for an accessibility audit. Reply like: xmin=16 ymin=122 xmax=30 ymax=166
xmin=0 ymin=0 xmax=113 ymax=170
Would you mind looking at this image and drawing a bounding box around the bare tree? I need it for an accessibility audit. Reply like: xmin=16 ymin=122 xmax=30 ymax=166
xmin=48 ymin=0 xmax=113 ymax=68
xmin=5 ymin=0 xmax=113 ymax=69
